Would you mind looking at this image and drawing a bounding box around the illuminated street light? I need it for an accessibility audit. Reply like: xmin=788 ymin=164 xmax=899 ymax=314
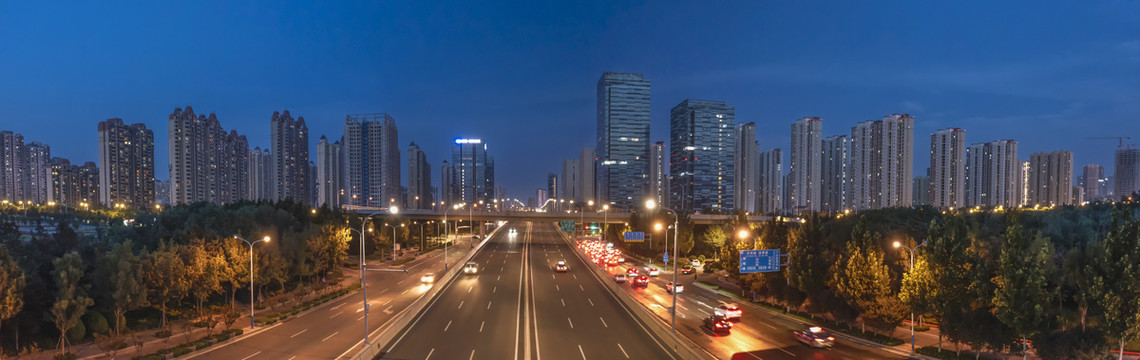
xmin=232 ymin=235 xmax=270 ymax=329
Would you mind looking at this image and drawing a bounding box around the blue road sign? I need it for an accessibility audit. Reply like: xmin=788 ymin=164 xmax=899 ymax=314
xmin=664 ymin=251 xmax=669 ymax=263
xmin=740 ymin=249 xmax=781 ymax=273
xmin=623 ymin=231 xmax=645 ymax=242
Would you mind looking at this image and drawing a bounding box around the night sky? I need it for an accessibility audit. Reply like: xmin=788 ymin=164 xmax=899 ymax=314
xmin=3 ymin=1 xmax=1138 ymax=197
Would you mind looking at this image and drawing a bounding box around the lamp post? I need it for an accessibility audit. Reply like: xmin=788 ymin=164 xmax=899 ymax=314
xmin=645 ymin=199 xmax=679 ymax=332
xmin=389 ymin=207 xmax=401 ymax=259
xmin=359 ymin=212 xmax=380 ymax=344
xmin=602 ymin=204 xmax=610 ymax=242
xmin=894 ymin=239 xmax=927 ymax=352
xmin=233 ymin=235 xmax=270 ymax=329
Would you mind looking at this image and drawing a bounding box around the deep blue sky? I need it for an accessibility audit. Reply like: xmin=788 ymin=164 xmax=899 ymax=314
xmin=3 ymin=1 xmax=1139 ymax=197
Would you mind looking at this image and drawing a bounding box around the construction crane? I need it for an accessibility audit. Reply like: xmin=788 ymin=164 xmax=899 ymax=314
xmin=1087 ymin=136 xmax=1134 ymax=150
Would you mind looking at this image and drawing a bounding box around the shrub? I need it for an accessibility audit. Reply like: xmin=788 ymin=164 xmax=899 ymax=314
xmin=131 ymin=355 xmax=165 ymax=360
xmin=66 ymin=320 xmax=87 ymax=344
xmin=84 ymin=310 xmax=110 ymax=336
xmin=53 ymin=353 xmax=77 ymax=360
xmin=193 ymin=339 xmax=212 ymax=350
xmin=172 ymin=346 xmax=193 ymax=356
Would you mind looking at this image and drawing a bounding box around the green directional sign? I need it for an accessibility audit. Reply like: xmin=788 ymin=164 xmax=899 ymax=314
xmin=560 ymin=221 xmax=576 ymax=232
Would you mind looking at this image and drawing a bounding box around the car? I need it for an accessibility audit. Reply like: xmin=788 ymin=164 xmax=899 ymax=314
xmin=794 ymin=327 xmax=835 ymax=348
xmin=463 ymin=262 xmax=479 ymax=274
xmin=692 ymin=259 xmax=702 ymax=267
xmin=644 ymin=266 xmax=660 ymax=276
xmin=509 ymin=228 xmax=517 ymax=235
xmin=554 ymin=260 xmax=569 ymax=272
xmin=631 ymin=275 xmax=649 ymax=288
xmin=421 ymin=273 xmax=435 ymax=283
xmin=617 ymin=256 xmax=625 ymax=263
xmin=626 ymin=268 xmax=639 ymax=276
xmin=606 ymin=257 xmax=619 ymax=266
xmin=702 ymin=315 xmax=733 ymax=335
xmin=665 ymin=282 xmax=684 ymax=294
xmin=613 ymin=273 xmax=627 ymax=283
xmin=715 ymin=304 xmax=742 ymax=321
xmin=680 ymin=265 xmax=695 ymax=274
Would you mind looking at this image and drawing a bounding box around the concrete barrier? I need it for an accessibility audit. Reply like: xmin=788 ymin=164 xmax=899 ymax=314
xmin=349 ymin=227 xmax=501 ymax=360
xmin=555 ymin=229 xmax=715 ymax=360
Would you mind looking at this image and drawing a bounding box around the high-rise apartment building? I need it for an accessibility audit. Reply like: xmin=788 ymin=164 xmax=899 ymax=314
xmin=648 ymin=142 xmax=668 ymax=208
xmin=561 ymin=159 xmax=578 ymax=202
xmin=440 ymin=161 xmax=454 ymax=206
xmin=1115 ymin=148 xmax=1140 ymax=201
xmin=0 ymin=131 xmax=26 ymax=202
xmin=735 ymin=123 xmax=760 ymax=213
xmin=758 ymin=148 xmax=783 ymax=214
xmin=344 ymin=114 xmax=400 ymax=208
xmin=789 ymin=117 xmax=822 ymax=213
xmin=249 ymin=147 xmax=272 ymax=201
xmin=407 ymin=142 xmax=432 ymax=209
xmin=669 ymin=100 xmax=735 ymax=211
xmin=316 ymin=136 xmax=344 ymax=208
xmin=849 ymin=114 xmax=915 ymax=210
xmin=48 ymin=158 xmax=98 ymax=207
xmin=821 ymin=135 xmax=849 ymax=213
xmin=270 ymin=110 xmax=310 ymax=203
xmin=452 ymin=139 xmax=494 ymax=205
xmin=168 ymin=107 xmax=249 ymax=205
xmin=596 ymin=72 xmax=651 ymax=209
xmin=965 ymin=140 xmax=1019 ymax=208
xmin=930 ymin=128 xmax=966 ymax=209
xmin=578 ymin=147 xmax=596 ymax=204
xmin=913 ymin=175 xmax=931 ymax=206
xmin=1028 ymin=150 xmax=1073 ymax=206
xmin=23 ymin=142 xmax=51 ymax=203
xmin=99 ymin=118 xmax=155 ymax=207
xmin=546 ymin=172 xmax=559 ymax=204
xmin=1080 ymin=164 xmax=1104 ymax=200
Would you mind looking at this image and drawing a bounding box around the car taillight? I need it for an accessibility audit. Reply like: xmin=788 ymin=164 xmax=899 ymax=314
xmin=815 ymin=338 xmax=825 ymax=343
xmin=827 ymin=337 xmax=834 ymax=341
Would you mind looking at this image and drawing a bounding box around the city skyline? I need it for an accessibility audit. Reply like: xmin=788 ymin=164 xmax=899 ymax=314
xmin=4 ymin=2 xmax=1138 ymax=197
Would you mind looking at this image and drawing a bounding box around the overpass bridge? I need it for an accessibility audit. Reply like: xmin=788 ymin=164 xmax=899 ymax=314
xmin=343 ymin=206 xmax=786 ymax=225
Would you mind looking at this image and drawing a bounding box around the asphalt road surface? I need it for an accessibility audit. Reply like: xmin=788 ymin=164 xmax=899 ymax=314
xmin=580 ymin=238 xmax=907 ymax=360
xmin=382 ymin=221 xmax=680 ymax=360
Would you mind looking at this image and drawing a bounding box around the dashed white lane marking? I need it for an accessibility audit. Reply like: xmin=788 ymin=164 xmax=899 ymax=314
xmin=383 ymin=299 xmax=392 ymax=306
xmin=321 ymin=331 xmax=338 ymax=342
xmin=458 ymin=301 xmax=464 ymax=309
xmin=288 ymin=356 xmax=296 ymax=360
xmin=561 ymin=298 xmax=566 ymax=307
xmin=778 ymin=347 xmax=796 ymax=356
xmin=617 ymin=343 xmax=629 ymax=358
xmin=329 ymin=312 xmax=341 ymax=319
xmin=600 ymin=317 xmax=608 ymax=328
xmin=480 ymin=321 xmax=485 ymax=332
xmin=556 ymin=284 xmax=560 ymax=291
xmin=468 ymin=286 xmax=473 ymax=293
xmin=579 ymin=284 xmax=585 ymax=291
xmin=497 ymin=275 xmax=501 ymax=281
xmin=383 ymin=306 xmax=393 ymax=314
xmin=290 ymin=329 xmax=307 ymax=338
xmin=357 ymin=315 xmax=364 ymax=321
xmin=761 ymin=322 xmax=777 ymax=329
xmin=425 ymin=348 xmax=435 ymax=360
xmin=588 ymin=298 xmax=594 ymax=306
xmin=445 ymin=320 xmax=452 ymax=332
xmin=573 ymin=274 xmax=577 ymax=279
xmin=402 ymin=288 xmax=410 ymax=294
xmin=241 ymin=351 xmax=261 ymax=360
xmin=469 ymin=349 xmax=476 ymax=360
xmin=487 ymin=301 xmax=493 ymax=309
xmin=493 ymin=286 xmax=497 ymax=293
xmin=677 ymin=303 xmax=688 ymax=311
xmin=379 ymin=288 xmax=389 ymax=294
xmin=578 ymin=344 xmax=587 ymax=360
xmin=567 ymin=317 xmax=574 ymax=329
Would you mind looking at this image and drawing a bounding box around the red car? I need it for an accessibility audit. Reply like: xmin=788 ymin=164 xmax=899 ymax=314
xmin=626 ymin=268 xmax=639 ymax=276
xmin=631 ymin=275 xmax=649 ymax=288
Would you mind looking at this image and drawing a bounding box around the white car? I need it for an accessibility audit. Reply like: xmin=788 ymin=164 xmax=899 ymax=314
xmin=691 ymin=259 xmax=701 ymax=267
xmin=613 ymin=273 xmax=627 ymax=283
xmin=463 ymin=262 xmax=479 ymax=274
xmin=644 ymin=266 xmax=660 ymax=276
xmin=666 ymin=282 xmax=684 ymax=294
xmin=421 ymin=273 xmax=436 ymax=283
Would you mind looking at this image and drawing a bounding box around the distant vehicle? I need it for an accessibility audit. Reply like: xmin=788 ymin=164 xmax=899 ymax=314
xmin=463 ymin=262 xmax=479 ymax=274
xmin=554 ymin=260 xmax=569 ymax=272
xmin=613 ymin=273 xmax=627 ymax=283
xmin=631 ymin=275 xmax=649 ymax=288
xmin=680 ymin=265 xmax=695 ymax=275
xmin=606 ymin=257 xmax=619 ymax=266
xmin=794 ymin=327 xmax=835 ymax=348
xmin=617 ymin=256 xmax=625 ymax=263
xmin=715 ymin=304 xmax=742 ymax=321
xmin=509 ymin=228 xmax=517 ymax=235
xmin=421 ymin=273 xmax=436 ymax=283
xmin=691 ymin=259 xmax=702 ymax=267
xmin=665 ymin=282 xmax=684 ymax=294
xmin=644 ymin=266 xmax=660 ymax=276
xmin=702 ymin=315 xmax=733 ymax=335
xmin=626 ymin=268 xmax=639 ymax=276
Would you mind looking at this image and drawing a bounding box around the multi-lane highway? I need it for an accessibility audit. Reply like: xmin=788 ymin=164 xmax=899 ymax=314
xmin=574 ymin=236 xmax=907 ymax=360
xmin=187 ymin=241 xmax=470 ymax=360
xmin=382 ymin=222 xmax=681 ymax=360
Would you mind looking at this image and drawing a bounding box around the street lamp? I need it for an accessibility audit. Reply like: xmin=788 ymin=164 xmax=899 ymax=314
xmin=645 ymin=199 xmax=680 ymax=332
xmin=358 ymin=212 xmax=381 ymax=344
xmin=232 ymin=235 xmax=270 ymax=329
xmin=602 ymin=204 xmax=610 ymax=242
xmin=390 ymin=206 xmax=401 ymax=259
xmin=894 ymin=239 xmax=928 ymax=352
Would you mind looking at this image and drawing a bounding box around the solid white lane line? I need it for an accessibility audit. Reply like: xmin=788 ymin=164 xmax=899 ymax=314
xmin=458 ymin=301 xmax=464 ymax=309
xmin=290 ymin=329 xmax=307 ymax=338
xmin=578 ymin=344 xmax=587 ymax=360
xmin=588 ymin=298 xmax=594 ymax=306
xmin=480 ymin=321 xmax=485 ymax=332
xmin=617 ymin=343 xmax=629 ymax=358
xmin=487 ymin=300 xmax=493 ymax=309
xmin=599 ymin=317 xmax=608 ymax=328
xmin=321 ymin=331 xmax=338 ymax=342
xmin=425 ymin=348 xmax=435 ymax=360
xmin=241 ymin=351 xmax=260 ymax=360
xmin=445 ymin=320 xmax=452 ymax=332
xmin=567 ymin=317 xmax=574 ymax=328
